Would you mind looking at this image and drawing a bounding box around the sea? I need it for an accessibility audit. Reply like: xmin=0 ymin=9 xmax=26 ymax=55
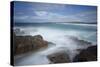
xmin=14 ymin=23 xmax=97 ymax=66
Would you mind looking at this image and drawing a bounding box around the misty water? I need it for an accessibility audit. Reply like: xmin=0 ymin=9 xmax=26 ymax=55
xmin=14 ymin=23 xmax=97 ymax=66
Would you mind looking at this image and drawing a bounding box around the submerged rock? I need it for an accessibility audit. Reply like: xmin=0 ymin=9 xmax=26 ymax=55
xmin=77 ymin=40 xmax=92 ymax=46
xmin=47 ymin=51 xmax=70 ymax=63
xmin=14 ymin=34 xmax=48 ymax=55
xmin=73 ymin=45 xmax=97 ymax=62
xmin=47 ymin=42 xmax=56 ymax=46
xmin=66 ymin=35 xmax=92 ymax=46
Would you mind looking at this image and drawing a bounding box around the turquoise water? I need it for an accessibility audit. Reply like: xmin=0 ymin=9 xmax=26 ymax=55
xmin=14 ymin=23 xmax=97 ymax=44
xmin=14 ymin=23 xmax=97 ymax=65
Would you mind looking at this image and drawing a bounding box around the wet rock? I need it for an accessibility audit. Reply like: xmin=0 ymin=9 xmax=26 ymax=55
xmin=77 ymin=40 xmax=91 ymax=46
xmin=73 ymin=45 xmax=97 ymax=62
xmin=32 ymin=35 xmax=48 ymax=49
xmin=47 ymin=51 xmax=70 ymax=63
xmin=67 ymin=36 xmax=79 ymax=41
xmin=47 ymin=42 xmax=56 ymax=46
xmin=14 ymin=34 xmax=48 ymax=55
xmin=66 ymin=35 xmax=91 ymax=46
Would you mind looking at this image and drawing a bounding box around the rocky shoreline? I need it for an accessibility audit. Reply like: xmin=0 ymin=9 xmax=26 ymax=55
xmin=13 ymin=32 xmax=97 ymax=63
xmin=73 ymin=45 xmax=97 ymax=62
xmin=47 ymin=45 xmax=97 ymax=64
xmin=47 ymin=51 xmax=70 ymax=63
xmin=13 ymin=33 xmax=48 ymax=55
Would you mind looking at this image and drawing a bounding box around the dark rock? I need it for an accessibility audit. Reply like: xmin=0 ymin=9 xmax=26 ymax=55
xmin=78 ymin=40 xmax=91 ymax=46
xmin=47 ymin=42 xmax=56 ymax=46
xmin=32 ymin=35 xmax=43 ymax=40
xmin=66 ymin=36 xmax=91 ymax=46
xmin=14 ymin=34 xmax=48 ymax=55
xmin=47 ymin=52 xmax=70 ymax=63
xmin=73 ymin=45 xmax=97 ymax=62
xmin=31 ymin=35 xmax=48 ymax=49
xmin=67 ymin=36 xmax=79 ymax=41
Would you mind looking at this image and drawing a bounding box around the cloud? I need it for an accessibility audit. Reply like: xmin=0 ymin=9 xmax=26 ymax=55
xmin=14 ymin=9 xmax=97 ymax=23
xmin=14 ymin=10 xmax=82 ymax=22
xmin=34 ymin=11 xmax=48 ymax=16
xmin=33 ymin=11 xmax=80 ymax=22
xmin=14 ymin=15 xmax=29 ymax=20
xmin=76 ymin=11 xmax=97 ymax=17
xmin=31 ymin=3 xmax=66 ymax=12
xmin=75 ymin=11 xmax=97 ymax=22
xmin=14 ymin=1 xmax=97 ymax=23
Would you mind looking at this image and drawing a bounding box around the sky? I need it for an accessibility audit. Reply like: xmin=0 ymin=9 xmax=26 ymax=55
xmin=13 ymin=1 xmax=97 ymax=23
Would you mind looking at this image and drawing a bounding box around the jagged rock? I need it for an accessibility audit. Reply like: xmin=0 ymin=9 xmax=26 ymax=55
xmin=77 ymin=40 xmax=91 ymax=46
xmin=73 ymin=45 xmax=97 ymax=62
xmin=14 ymin=34 xmax=48 ymax=55
xmin=66 ymin=36 xmax=91 ymax=46
xmin=47 ymin=42 xmax=56 ymax=46
xmin=47 ymin=51 xmax=70 ymax=63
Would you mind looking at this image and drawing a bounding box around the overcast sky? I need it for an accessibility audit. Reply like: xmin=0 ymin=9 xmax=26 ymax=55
xmin=13 ymin=1 xmax=97 ymax=23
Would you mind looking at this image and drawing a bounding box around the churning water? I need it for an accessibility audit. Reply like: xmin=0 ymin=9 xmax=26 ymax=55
xmin=14 ymin=23 xmax=97 ymax=66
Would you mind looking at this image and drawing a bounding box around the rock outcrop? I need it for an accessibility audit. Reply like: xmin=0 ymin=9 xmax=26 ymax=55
xmin=13 ymin=34 xmax=48 ymax=55
xmin=47 ymin=51 xmax=70 ymax=63
xmin=73 ymin=45 xmax=97 ymax=62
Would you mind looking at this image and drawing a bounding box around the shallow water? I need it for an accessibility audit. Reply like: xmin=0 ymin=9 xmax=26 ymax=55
xmin=14 ymin=23 xmax=97 ymax=65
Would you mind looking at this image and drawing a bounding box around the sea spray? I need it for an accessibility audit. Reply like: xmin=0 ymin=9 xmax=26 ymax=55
xmin=14 ymin=23 xmax=97 ymax=65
